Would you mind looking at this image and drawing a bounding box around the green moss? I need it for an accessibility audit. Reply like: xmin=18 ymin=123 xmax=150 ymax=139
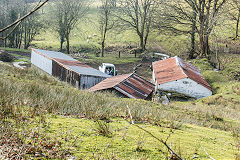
xmin=191 ymin=58 xmax=213 ymax=71
xmin=202 ymin=71 xmax=228 ymax=85
xmin=33 ymin=116 xmax=235 ymax=159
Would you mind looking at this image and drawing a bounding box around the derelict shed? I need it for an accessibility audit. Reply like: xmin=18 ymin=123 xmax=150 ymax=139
xmin=31 ymin=48 xmax=111 ymax=89
xmin=152 ymin=56 xmax=212 ymax=99
xmin=89 ymin=73 xmax=155 ymax=100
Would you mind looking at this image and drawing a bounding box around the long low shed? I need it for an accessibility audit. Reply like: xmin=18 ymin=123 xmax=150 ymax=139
xmin=31 ymin=48 xmax=111 ymax=89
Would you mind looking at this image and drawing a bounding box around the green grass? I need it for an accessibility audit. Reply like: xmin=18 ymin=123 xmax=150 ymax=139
xmin=77 ymin=53 xmax=141 ymax=64
xmin=26 ymin=115 xmax=235 ymax=159
xmin=0 ymin=47 xmax=30 ymax=53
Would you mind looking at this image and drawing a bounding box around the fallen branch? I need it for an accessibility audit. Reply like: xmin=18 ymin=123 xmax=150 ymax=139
xmin=126 ymin=105 xmax=184 ymax=160
xmin=201 ymin=145 xmax=216 ymax=160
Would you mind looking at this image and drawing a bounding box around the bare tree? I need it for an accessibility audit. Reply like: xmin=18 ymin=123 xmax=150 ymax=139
xmin=154 ymin=0 xmax=197 ymax=59
xmin=99 ymin=0 xmax=115 ymax=57
xmin=117 ymin=0 xmax=159 ymax=51
xmin=52 ymin=0 xmax=88 ymax=54
xmin=0 ymin=0 xmax=49 ymax=36
xmin=193 ymin=0 xmax=227 ymax=57
xmin=229 ymin=0 xmax=240 ymax=39
xmin=156 ymin=0 xmax=227 ymax=58
xmin=0 ymin=0 xmax=43 ymax=49
xmin=22 ymin=7 xmax=43 ymax=49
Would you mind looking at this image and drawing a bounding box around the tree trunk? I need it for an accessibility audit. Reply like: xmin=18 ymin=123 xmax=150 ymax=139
xmin=139 ymin=34 xmax=145 ymax=51
xmin=189 ymin=11 xmax=196 ymax=59
xmin=200 ymin=35 xmax=210 ymax=58
xmin=66 ymin=34 xmax=70 ymax=54
xmin=101 ymin=40 xmax=105 ymax=57
xmin=206 ymin=35 xmax=210 ymax=56
xmin=236 ymin=9 xmax=240 ymax=39
xmin=199 ymin=32 xmax=204 ymax=57
xmin=101 ymin=13 xmax=108 ymax=57
xmin=60 ymin=36 xmax=64 ymax=51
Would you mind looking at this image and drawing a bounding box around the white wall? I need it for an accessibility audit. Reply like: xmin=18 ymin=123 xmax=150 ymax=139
xmin=156 ymin=78 xmax=212 ymax=99
xmin=31 ymin=50 xmax=52 ymax=75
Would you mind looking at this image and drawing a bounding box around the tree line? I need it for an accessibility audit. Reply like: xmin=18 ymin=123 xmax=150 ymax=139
xmin=0 ymin=0 xmax=239 ymax=59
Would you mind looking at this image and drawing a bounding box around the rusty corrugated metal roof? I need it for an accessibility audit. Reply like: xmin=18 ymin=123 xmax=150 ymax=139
xmin=89 ymin=73 xmax=155 ymax=100
xmin=53 ymin=58 xmax=91 ymax=68
xmin=152 ymin=56 xmax=212 ymax=90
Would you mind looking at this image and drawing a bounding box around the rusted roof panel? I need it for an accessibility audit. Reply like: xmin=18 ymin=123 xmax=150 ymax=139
xmin=53 ymin=58 xmax=91 ymax=68
xmin=88 ymin=74 xmax=131 ymax=91
xmin=153 ymin=57 xmax=186 ymax=84
xmin=177 ymin=58 xmax=212 ymax=90
xmin=89 ymin=73 xmax=155 ymax=100
xmin=152 ymin=57 xmax=212 ymax=90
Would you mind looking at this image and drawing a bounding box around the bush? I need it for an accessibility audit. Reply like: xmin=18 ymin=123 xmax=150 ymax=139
xmin=222 ymin=58 xmax=240 ymax=81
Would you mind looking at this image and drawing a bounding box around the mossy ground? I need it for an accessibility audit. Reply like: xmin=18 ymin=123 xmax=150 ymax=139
xmin=30 ymin=115 xmax=235 ymax=159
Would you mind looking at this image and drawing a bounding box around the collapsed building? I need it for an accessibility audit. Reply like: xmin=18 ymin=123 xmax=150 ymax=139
xmin=31 ymin=48 xmax=111 ymax=89
xmin=31 ymin=48 xmax=212 ymax=101
xmin=89 ymin=73 xmax=155 ymax=100
xmin=152 ymin=56 xmax=212 ymax=100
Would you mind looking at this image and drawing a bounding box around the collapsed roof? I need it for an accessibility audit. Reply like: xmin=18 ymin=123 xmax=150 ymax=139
xmin=89 ymin=73 xmax=155 ymax=100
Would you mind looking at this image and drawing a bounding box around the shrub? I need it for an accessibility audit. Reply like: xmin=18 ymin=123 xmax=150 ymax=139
xmin=222 ymin=58 xmax=240 ymax=81
xmin=95 ymin=120 xmax=112 ymax=137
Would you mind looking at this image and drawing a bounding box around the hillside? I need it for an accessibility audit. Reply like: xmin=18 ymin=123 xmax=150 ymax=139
xmin=1 ymin=0 xmax=240 ymax=159
xmin=0 ymin=52 xmax=240 ymax=159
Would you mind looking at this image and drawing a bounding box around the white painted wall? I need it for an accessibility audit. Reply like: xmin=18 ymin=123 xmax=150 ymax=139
xmin=156 ymin=78 xmax=212 ymax=99
xmin=31 ymin=50 xmax=52 ymax=75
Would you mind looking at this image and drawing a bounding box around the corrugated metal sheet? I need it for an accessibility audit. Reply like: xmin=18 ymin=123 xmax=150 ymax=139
xmin=32 ymin=48 xmax=76 ymax=61
xmin=89 ymin=74 xmax=132 ymax=91
xmin=31 ymin=50 xmax=53 ymax=75
xmin=152 ymin=56 xmax=212 ymax=90
xmin=53 ymin=58 xmax=91 ymax=68
xmin=80 ymin=75 xmax=106 ymax=90
xmin=89 ymin=73 xmax=155 ymax=100
xmin=177 ymin=57 xmax=212 ymax=90
xmin=67 ymin=65 xmax=111 ymax=78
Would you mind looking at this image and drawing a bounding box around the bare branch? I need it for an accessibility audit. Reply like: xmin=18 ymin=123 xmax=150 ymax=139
xmin=126 ymin=106 xmax=184 ymax=160
xmin=0 ymin=0 xmax=49 ymax=34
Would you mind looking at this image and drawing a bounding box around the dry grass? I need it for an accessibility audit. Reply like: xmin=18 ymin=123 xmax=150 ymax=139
xmin=0 ymin=61 xmax=239 ymax=132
